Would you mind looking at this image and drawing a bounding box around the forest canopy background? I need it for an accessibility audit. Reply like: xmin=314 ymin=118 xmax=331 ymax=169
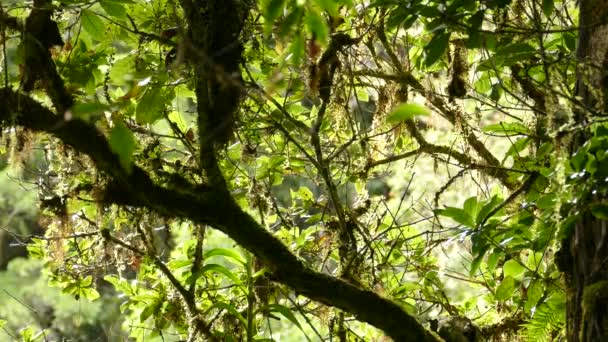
xmin=0 ymin=0 xmax=607 ymax=341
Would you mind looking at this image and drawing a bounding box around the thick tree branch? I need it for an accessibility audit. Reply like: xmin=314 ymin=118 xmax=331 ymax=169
xmin=0 ymin=88 xmax=438 ymax=341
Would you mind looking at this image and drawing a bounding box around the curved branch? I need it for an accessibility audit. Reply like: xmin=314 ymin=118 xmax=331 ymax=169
xmin=0 ymin=88 xmax=438 ymax=341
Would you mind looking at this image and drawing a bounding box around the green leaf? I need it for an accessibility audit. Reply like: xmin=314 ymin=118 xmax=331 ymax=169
xmin=386 ymin=103 xmax=431 ymax=123
xmin=524 ymin=280 xmax=544 ymax=313
xmin=424 ymin=32 xmax=450 ymax=67
xmin=167 ymin=259 xmax=193 ymax=270
xmin=542 ymin=0 xmax=554 ymax=17
xmin=81 ymin=287 xmax=100 ymax=301
xmin=495 ymin=275 xmax=516 ymax=301
xmin=71 ymin=101 xmax=109 ymax=120
xmin=204 ymin=248 xmax=246 ymax=265
xmin=563 ymin=32 xmax=576 ymax=51
xmin=487 ymin=250 xmax=502 ymax=271
xmin=265 ymin=0 xmax=286 ymax=32
xmin=280 ymin=8 xmax=303 ymax=37
xmin=463 ymin=196 xmax=480 ymax=221
xmin=136 ymin=88 xmax=164 ymax=124
xmin=392 ymin=281 xmax=423 ymax=295
xmin=109 ymin=121 xmax=137 ymax=174
xmin=591 ymin=204 xmax=608 ymax=220
xmin=503 ymin=259 xmax=526 ymax=279
xmin=201 ymin=263 xmax=241 ymax=284
xmin=306 ymin=10 xmax=329 ymax=43
xmin=104 ymin=275 xmax=136 ymax=296
xmin=100 ymin=0 xmax=126 ymax=19
xmin=469 ymin=251 xmax=486 ymax=277
xmin=476 ymin=195 xmax=503 ymax=226
xmin=313 ymin=0 xmax=339 ymax=17
xmin=264 ymin=304 xmax=303 ymax=330
xmin=483 ymin=122 xmax=531 ymax=136
xmin=81 ymin=10 xmax=106 ymax=39
xmin=290 ymin=33 xmax=306 ymax=65
xmin=435 ymin=206 xmax=474 ymax=228
xmin=209 ymin=302 xmax=247 ymax=326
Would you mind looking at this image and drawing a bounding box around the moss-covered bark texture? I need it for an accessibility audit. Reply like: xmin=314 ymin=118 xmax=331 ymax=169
xmin=563 ymin=0 xmax=608 ymax=341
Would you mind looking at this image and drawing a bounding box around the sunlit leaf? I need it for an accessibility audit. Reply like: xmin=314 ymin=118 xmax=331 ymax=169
xmin=204 ymin=248 xmax=246 ymax=265
xmin=100 ymin=0 xmax=127 ymax=19
xmin=495 ymin=275 xmax=516 ymax=301
xmin=201 ymin=263 xmax=242 ymax=284
xmin=81 ymin=10 xmax=106 ymax=38
xmin=435 ymin=206 xmax=475 ymax=228
xmin=483 ymin=122 xmax=531 ymax=136
xmin=386 ymin=103 xmax=431 ymax=123
xmin=503 ymin=259 xmax=526 ymax=279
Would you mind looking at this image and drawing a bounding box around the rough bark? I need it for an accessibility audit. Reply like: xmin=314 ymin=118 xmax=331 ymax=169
xmin=562 ymin=0 xmax=608 ymax=341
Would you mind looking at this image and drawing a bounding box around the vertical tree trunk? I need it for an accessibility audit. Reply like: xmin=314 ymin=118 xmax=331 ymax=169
xmin=563 ymin=0 xmax=608 ymax=341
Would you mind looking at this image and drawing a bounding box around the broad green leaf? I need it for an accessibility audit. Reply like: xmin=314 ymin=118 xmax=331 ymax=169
xmin=71 ymin=101 xmax=109 ymax=120
xmin=503 ymin=259 xmax=526 ymax=279
xmin=306 ymin=10 xmax=329 ymax=43
xmin=386 ymin=103 xmax=431 ymax=123
xmin=104 ymin=275 xmax=136 ymax=296
xmin=526 ymin=252 xmax=544 ymax=271
xmin=435 ymin=206 xmax=474 ymax=228
xmin=81 ymin=287 xmax=100 ymax=301
xmin=392 ymin=281 xmax=423 ymax=295
xmin=100 ymin=0 xmax=126 ymax=19
xmin=136 ymin=88 xmax=164 ymax=124
xmin=476 ymin=195 xmax=503 ymax=225
xmin=524 ymin=280 xmax=544 ymax=313
xmin=563 ymin=32 xmax=576 ymax=51
xmin=424 ymin=32 xmax=450 ymax=67
xmin=140 ymin=301 xmax=160 ymax=322
xmin=469 ymin=251 xmax=486 ymax=276
xmin=109 ymin=121 xmax=137 ymax=173
xmin=204 ymin=248 xmax=246 ymax=265
xmin=81 ymin=10 xmax=106 ymax=38
xmin=265 ymin=0 xmax=286 ymax=32
xmin=591 ymin=204 xmax=608 ymax=220
xmin=495 ymin=275 xmax=516 ymax=301
xmin=505 ymin=137 xmax=531 ymax=159
xmin=463 ymin=197 xmax=480 ymax=222
xmin=487 ymin=250 xmax=502 ymax=271
xmin=280 ymin=8 xmax=303 ymax=37
xmin=314 ymin=0 xmax=339 ymax=17
xmin=290 ymin=33 xmax=306 ymax=65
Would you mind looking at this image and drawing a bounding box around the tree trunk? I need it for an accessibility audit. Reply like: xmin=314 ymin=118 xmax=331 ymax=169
xmin=563 ymin=0 xmax=608 ymax=341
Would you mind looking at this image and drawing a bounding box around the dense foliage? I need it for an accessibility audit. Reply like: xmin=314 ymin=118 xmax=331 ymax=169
xmin=0 ymin=0 xmax=606 ymax=341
